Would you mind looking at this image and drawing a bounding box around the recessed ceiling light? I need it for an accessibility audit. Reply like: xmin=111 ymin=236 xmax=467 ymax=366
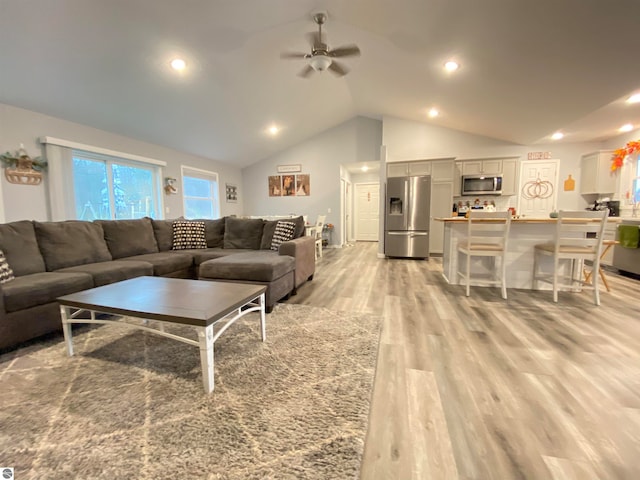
xmin=428 ymin=108 xmax=439 ymax=118
xmin=268 ymin=126 xmax=279 ymax=136
xmin=170 ymin=58 xmax=186 ymax=71
xmin=444 ymin=61 xmax=459 ymax=72
xmin=361 ymin=165 xmax=369 ymax=172
xmin=551 ymin=132 xmax=564 ymax=140
xmin=619 ymin=123 xmax=634 ymax=132
xmin=627 ymin=93 xmax=640 ymax=104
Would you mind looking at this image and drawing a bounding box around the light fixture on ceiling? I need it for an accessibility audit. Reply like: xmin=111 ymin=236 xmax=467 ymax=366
xmin=309 ymin=54 xmax=332 ymax=72
xmin=267 ymin=125 xmax=280 ymax=136
xmin=551 ymin=132 xmax=564 ymax=140
xmin=444 ymin=61 xmax=459 ymax=72
xmin=428 ymin=108 xmax=439 ymax=118
xmin=619 ymin=123 xmax=634 ymax=133
xmin=627 ymin=93 xmax=640 ymax=104
xmin=170 ymin=58 xmax=186 ymax=71
xmin=361 ymin=165 xmax=369 ymax=172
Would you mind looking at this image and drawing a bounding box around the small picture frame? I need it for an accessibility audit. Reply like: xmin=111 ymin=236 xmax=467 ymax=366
xmin=225 ymin=183 xmax=238 ymax=203
xmin=277 ymin=164 xmax=302 ymax=173
xmin=268 ymin=176 xmax=282 ymax=197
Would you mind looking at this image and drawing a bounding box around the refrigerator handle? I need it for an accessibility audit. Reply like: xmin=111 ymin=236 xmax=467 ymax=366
xmin=404 ymin=179 xmax=409 ymax=228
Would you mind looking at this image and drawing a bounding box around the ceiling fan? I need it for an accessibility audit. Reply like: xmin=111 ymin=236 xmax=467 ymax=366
xmin=280 ymin=13 xmax=361 ymax=78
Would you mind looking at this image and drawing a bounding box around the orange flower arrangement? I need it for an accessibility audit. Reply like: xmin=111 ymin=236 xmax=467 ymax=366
xmin=611 ymin=140 xmax=640 ymax=171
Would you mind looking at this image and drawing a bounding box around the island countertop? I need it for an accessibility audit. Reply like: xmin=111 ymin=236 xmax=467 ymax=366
xmin=435 ymin=217 xmax=623 ymax=224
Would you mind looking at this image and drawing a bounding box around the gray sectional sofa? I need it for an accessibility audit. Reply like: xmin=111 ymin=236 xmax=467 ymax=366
xmin=0 ymin=216 xmax=315 ymax=352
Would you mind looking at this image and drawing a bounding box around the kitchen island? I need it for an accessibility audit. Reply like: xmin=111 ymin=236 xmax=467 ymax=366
xmin=437 ymin=217 xmax=617 ymax=290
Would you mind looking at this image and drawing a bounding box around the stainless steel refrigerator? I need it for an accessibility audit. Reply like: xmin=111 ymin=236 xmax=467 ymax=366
xmin=384 ymin=175 xmax=431 ymax=258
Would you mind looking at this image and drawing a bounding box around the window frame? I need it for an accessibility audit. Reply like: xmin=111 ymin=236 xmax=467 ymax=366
xmin=181 ymin=165 xmax=220 ymax=219
xmin=72 ymin=149 xmax=163 ymax=220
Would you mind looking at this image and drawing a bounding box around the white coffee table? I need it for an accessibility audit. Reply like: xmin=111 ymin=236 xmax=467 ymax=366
xmin=57 ymin=276 xmax=266 ymax=393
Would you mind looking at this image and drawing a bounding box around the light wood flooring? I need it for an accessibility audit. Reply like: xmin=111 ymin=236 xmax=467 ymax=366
xmin=285 ymin=242 xmax=640 ymax=480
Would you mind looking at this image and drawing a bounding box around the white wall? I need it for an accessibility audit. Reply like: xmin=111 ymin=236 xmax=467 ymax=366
xmin=241 ymin=116 xmax=383 ymax=246
xmin=0 ymin=103 xmax=243 ymax=222
xmin=382 ymin=116 xmax=604 ymax=211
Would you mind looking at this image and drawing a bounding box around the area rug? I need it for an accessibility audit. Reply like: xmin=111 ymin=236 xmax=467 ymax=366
xmin=0 ymin=304 xmax=381 ymax=480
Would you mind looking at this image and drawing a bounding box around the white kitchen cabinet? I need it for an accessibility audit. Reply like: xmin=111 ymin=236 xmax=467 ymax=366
xmin=453 ymin=162 xmax=463 ymax=196
xmin=387 ymin=162 xmax=409 ymax=177
xmin=580 ymin=151 xmax=616 ymax=194
xmin=430 ymin=181 xmax=454 ymax=254
xmin=431 ymin=160 xmax=453 ymax=182
xmin=601 ymin=221 xmax=618 ymax=266
xmin=408 ymin=161 xmax=432 ymax=176
xmin=500 ymin=158 xmax=519 ymax=196
xmin=461 ymin=159 xmax=503 ymax=175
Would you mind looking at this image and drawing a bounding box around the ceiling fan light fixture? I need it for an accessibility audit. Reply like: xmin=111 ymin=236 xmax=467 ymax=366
xmin=309 ymin=55 xmax=332 ymax=72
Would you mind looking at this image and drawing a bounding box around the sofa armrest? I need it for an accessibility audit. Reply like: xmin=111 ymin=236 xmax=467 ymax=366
xmin=278 ymin=236 xmax=315 ymax=288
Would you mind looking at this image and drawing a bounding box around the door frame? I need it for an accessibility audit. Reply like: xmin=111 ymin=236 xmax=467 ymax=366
xmin=354 ymin=182 xmax=380 ymax=241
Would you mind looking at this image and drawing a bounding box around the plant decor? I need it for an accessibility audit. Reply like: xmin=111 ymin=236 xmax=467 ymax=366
xmin=0 ymin=145 xmax=48 ymax=185
xmin=611 ymin=140 xmax=640 ymax=172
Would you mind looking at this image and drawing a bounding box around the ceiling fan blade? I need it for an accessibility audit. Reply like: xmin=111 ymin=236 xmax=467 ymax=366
xmin=305 ymin=31 xmax=321 ymax=49
xmin=280 ymin=52 xmax=308 ymax=59
xmin=329 ymin=44 xmax=361 ymax=58
xmin=298 ymin=64 xmax=315 ymax=78
xmin=328 ymin=61 xmax=348 ymax=77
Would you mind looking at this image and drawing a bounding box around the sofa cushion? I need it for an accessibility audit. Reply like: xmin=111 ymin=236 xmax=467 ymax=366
xmin=223 ymin=217 xmax=264 ymax=250
xmin=34 ymin=221 xmax=112 ymax=271
xmin=2 ymin=271 xmax=93 ymax=313
xmin=172 ymin=221 xmax=207 ymax=250
xmin=199 ymin=251 xmax=295 ymax=282
xmin=197 ymin=218 xmax=225 ymax=248
xmin=260 ymin=220 xmax=279 ymax=250
xmin=0 ymin=220 xmax=46 ymax=276
xmin=0 ymin=250 xmax=15 ymax=284
xmin=120 ymin=252 xmax=193 ymax=276
xmin=58 ymin=260 xmax=154 ymax=287
xmin=168 ymin=248 xmax=247 ymax=265
xmin=96 ymin=218 xmax=159 ymax=259
xmin=291 ymin=216 xmax=306 ymax=239
xmin=152 ymin=219 xmax=177 ymax=252
xmin=270 ymin=221 xmax=296 ymax=251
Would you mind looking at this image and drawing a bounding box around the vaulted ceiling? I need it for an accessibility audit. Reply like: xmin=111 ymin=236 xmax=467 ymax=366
xmin=1 ymin=0 xmax=639 ymax=167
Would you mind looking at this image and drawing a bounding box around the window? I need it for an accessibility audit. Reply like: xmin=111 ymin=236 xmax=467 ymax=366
xmin=72 ymin=150 xmax=161 ymax=220
xmin=181 ymin=166 xmax=220 ymax=219
xmin=633 ymin=154 xmax=640 ymax=203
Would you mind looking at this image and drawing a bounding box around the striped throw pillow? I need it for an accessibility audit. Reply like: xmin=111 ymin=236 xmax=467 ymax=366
xmin=0 ymin=250 xmax=15 ymax=284
xmin=171 ymin=221 xmax=207 ymax=250
xmin=270 ymin=221 xmax=296 ymax=251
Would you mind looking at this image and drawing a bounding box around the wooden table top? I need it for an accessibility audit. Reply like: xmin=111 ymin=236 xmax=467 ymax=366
xmin=57 ymin=276 xmax=266 ymax=327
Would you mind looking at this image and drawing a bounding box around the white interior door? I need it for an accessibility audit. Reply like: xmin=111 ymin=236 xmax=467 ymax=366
xmin=517 ymin=160 xmax=559 ymax=218
xmin=355 ymin=183 xmax=380 ymax=241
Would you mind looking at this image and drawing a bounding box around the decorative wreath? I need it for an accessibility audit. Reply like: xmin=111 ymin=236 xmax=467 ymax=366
xmin=611 ymin=140 xmax=640 ymax=172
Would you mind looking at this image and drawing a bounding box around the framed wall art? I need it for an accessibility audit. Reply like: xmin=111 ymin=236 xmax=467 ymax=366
xmin=225 ymin=183 xmax=238 ymax=203
xmin=268 ymin=175 xmax=282 ymax=197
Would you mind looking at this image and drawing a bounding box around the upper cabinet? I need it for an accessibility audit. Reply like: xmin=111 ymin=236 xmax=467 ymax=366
xmin=387 ymin=160 xmax=438 ymax=177
xmin=387 ymin=162 xmax=409 ymax=177
xmin=461 ymin=159 xmax=503 ymax=175
xmin=500 ymin=158 xmax=518 ymax=196
xmin=580 ymin=151 xmax=616 ymax=194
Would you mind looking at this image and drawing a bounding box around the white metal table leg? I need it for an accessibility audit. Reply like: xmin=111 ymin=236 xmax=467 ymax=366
xmin=198 ymin=324 xmax=215 ymax=393
xmin=60 ymin=305 xmax=74 ymax=356
xmin=259 ymin=293 xmax=266 ymax=342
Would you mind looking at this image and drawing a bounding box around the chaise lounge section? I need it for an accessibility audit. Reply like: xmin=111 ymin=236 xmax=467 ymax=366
xmin=0 ymin=215 xmax=315 ymax=351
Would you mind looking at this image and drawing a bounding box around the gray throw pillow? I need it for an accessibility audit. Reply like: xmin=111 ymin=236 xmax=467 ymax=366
xmin=270 ymin=221 xmax=296 ymax=251
xmin=0 ymin=250 xmax=15 ymax=284
xmin=0 ymin=220 xmax=46 ymax=276
xmin=260 ymin=220 xmax=279 ymax=250
xmin=172 ymin=221 xmax=207 ymax=250
xmin=223 ymin=217 xmax=265 ymax=250
xmin=96 ymin=218 xmax=159 ymax=259
xmin=196 ymin=218 xmax=226 ymax=248
xmin=34 ymin=221 xmax=113 ymax=271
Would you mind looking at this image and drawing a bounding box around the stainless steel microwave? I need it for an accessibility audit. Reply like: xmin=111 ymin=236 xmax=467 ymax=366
xmin=461 ymin=175 xmax=503 ymax=195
